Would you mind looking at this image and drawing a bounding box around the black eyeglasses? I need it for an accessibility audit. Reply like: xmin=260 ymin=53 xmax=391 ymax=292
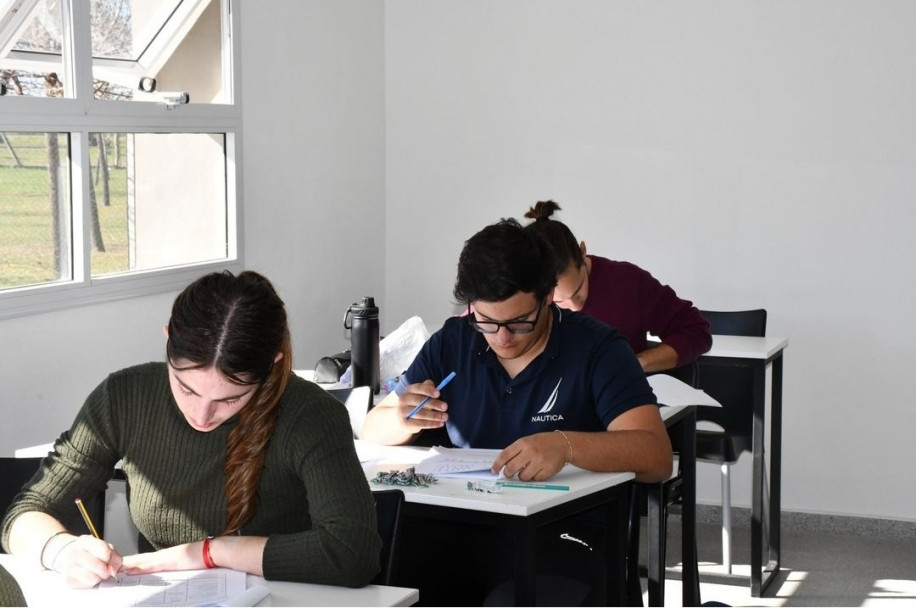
xmin=467 ymin=299 xmax=545 ymax=335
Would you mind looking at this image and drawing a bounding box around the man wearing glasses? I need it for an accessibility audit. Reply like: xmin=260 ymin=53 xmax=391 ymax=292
xmin=362 ymin=217 xmax=671 ymax=483
xmin=361 ymin=218 xmax=672 ymax=605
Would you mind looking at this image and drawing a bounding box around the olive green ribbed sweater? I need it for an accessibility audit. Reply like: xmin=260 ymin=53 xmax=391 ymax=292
xmin=1 ymin=363 xmax=380 ymax=587
xmin=0 ymin=563 xmax=25 ymax=607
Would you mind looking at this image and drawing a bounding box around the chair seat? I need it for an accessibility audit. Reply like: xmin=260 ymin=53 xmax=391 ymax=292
xmin=695 ymin=430 xmax=752 ymax=464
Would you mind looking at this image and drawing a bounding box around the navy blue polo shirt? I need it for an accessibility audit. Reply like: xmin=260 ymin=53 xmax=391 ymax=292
xmin=395 ymin=305 xmax=657 ymax=449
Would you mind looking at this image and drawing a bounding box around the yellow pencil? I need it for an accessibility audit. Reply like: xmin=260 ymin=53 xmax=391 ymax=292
xmin=75 ymin=497 xmax=101 ymax=539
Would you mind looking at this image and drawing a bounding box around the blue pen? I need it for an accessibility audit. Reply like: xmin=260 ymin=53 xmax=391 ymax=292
xmin=406 ymin=371 xmax=456 ymax=419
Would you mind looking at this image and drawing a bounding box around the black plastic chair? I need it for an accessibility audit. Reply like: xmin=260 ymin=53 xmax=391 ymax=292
xmin=0 ymin=457 xmax=107 ymax=551
xmin=371 ymin=489 xmax=404 ymax=586
xmin=696 ymin=308 xmax=767 ymax=574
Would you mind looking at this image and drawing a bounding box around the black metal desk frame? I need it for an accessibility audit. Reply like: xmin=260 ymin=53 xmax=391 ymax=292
xmin=645 ymin=405 xmax=700 ymax=606
xmin=698 ymin=347 xmax=784 ymax=597
xmin=402 ymin=482 xmax=632 ymax=606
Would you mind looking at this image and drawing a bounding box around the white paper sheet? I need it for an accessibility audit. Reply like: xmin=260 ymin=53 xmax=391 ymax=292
xmin=96 ymin=568 xmax=248 ymax=607
xmin=354 ymin=440 xmax=428 ymax=465
xmin=413 ymin=447 xmax=508 ymax=479
xmin=648 ymin=374 xmax=722 ymax=407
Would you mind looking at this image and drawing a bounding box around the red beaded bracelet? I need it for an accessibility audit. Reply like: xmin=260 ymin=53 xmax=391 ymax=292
xmin=202 ymin=536 xmax=216 ymax=569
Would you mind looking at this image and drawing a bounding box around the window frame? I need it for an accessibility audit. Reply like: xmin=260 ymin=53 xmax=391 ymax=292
xmin=0 ymin=0 xmax=243 ymax=321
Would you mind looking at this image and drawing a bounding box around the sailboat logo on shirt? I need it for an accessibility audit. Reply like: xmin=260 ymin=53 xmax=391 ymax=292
xmin=531 ymin=378 xmax=565 ymax=422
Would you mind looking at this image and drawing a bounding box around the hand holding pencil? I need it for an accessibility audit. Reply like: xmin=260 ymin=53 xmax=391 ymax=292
xmin=40 ymin=498 xmax=123 ymax=587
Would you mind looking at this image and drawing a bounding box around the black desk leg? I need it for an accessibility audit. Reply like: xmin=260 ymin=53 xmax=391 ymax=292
xmin=680 ymin=409 xmax=700 ymax=607
xmin=764 ymin=355 xmax=783 ymax=594
xmin=645 ymin=409 xmax=700 ymax=608
xmin=647 ymin=411 xmax=700 ymax=608
xmin=647 ymin=484 xmax=666 ymax=606
xmin=513 ymin=523 xmax=537 ymax=606
xmin=626 ymin=488 xmax=645 ymax=606
xmin=606 ymin=488 xmax=630 ymax=607
xmin=750 ymin=362 xmax=766 ymax=597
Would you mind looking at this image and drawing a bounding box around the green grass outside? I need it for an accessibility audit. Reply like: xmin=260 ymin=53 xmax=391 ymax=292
xmin=0 ymin=133 xmax=129 ymax=289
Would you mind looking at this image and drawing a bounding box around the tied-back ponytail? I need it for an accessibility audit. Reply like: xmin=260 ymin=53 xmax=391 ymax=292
xmin=524 ymin=199 xmax=561 ymax=223
xmin=523 ymin=200 xmax=586 ymax=275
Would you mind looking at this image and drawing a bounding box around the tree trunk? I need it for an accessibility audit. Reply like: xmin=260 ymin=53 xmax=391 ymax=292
xmin=89 ymin=173 xmax=106 ymax=253
xmin=99 ymin=135 xmax=111 ymax=206
xmin=46 ymin=133 xmax=62 ymax=275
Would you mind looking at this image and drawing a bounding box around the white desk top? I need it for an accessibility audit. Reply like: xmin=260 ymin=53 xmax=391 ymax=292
xmin=0 ymin=554 xmax=418 ymax=607
xmin=706 ymin=334 xmax=789 ymax=360
xmin=361 ymin=443 xmax=633 ymax=517
xmin=245 ymin=573 xmax=417 ymax=607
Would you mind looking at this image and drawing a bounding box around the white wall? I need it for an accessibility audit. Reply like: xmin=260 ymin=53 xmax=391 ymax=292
xmin=0 ymin=1 xmax=386 ymax=454
xmin=240 ymin=0 xmax=387 ymax=362
xmin=384 ymin=1 xmax=916 ymax=521
xmin=3 ymin=1 xmax=913 ymax=525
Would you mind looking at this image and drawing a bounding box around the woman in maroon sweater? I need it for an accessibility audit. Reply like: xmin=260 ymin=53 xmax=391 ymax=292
xmin=524 ymin=200 xmax=711 ymax=374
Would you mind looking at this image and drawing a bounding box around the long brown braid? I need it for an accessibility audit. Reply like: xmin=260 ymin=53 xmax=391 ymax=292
xmin=222 ymin=333 xmax=291 ymax=534
xmin=166 ymin=270 xmax=293 ymax=535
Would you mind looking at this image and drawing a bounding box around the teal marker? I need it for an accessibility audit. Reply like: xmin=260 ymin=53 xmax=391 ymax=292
xmin=498 ymin=482 xmax=569 ymax=491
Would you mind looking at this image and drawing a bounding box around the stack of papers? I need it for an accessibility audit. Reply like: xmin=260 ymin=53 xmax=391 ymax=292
xmin=6 ymin=565 xmax=267 ymax=608
xmin=95 ymin=569 xmax=266 ymax=607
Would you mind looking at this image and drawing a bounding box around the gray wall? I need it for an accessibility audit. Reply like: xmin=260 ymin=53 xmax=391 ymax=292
xmin=1 ymin=1 xmax=913 ymax=524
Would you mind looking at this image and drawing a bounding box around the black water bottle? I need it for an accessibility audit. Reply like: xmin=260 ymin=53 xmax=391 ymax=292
xmin=345 ymin=296 xmax=380 ymax=394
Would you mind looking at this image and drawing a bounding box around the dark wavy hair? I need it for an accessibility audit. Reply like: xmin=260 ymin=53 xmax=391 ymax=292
xmin=523 ymin=200 xmax=585 ymax=276
xmin=454 ymin=218 xmax=557 ymax=304
xmin=166 ymin=270 xmax=292 ymax=535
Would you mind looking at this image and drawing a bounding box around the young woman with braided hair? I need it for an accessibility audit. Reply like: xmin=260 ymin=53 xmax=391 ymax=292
xmin=2 ymin=271 xmax=380 ymax=589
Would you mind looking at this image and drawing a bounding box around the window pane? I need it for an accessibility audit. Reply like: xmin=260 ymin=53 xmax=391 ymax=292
xmin=93 ymin=0 xmax=226 ymax=103
xmin=0 ymin=0 xmax=66 ymax=98
xmin=89 ymin=132 xmax=228 ymax=278
xmin=92 ymin=0 xmax=184 ymax=61
xmin=0 ymin=132 xmax=71 ymax=290
xmin=0 ymin=0 xmax=225 ymax=103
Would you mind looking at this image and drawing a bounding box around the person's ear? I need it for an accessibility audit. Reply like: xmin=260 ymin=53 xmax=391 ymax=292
xmin=162 ymin=324 xmax=169 ymax=338
xmin=579 ymin=241 xmax=588 ymax=258
xmin=274 ymin=352 xmax=284 ymax=363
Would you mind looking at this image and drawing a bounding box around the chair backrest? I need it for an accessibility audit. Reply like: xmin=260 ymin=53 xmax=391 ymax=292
xmin=0 ymin=458 xmax=44 ymax=546
xmin=1 ymin=457 xmax=107 ymax=552
xmin=371 ymin=489 xmax=405 ymax=586
xmin=327 ymin=386 xmax=373 ymax=438
xmin=700 ymin=309 xmax=766 ymax=338
xmin=696 ymin=309 xmax=767 ymax=435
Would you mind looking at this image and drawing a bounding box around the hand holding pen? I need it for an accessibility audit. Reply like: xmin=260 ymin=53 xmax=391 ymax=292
xmin=406 ymin=371 xmax=456 ymax=420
